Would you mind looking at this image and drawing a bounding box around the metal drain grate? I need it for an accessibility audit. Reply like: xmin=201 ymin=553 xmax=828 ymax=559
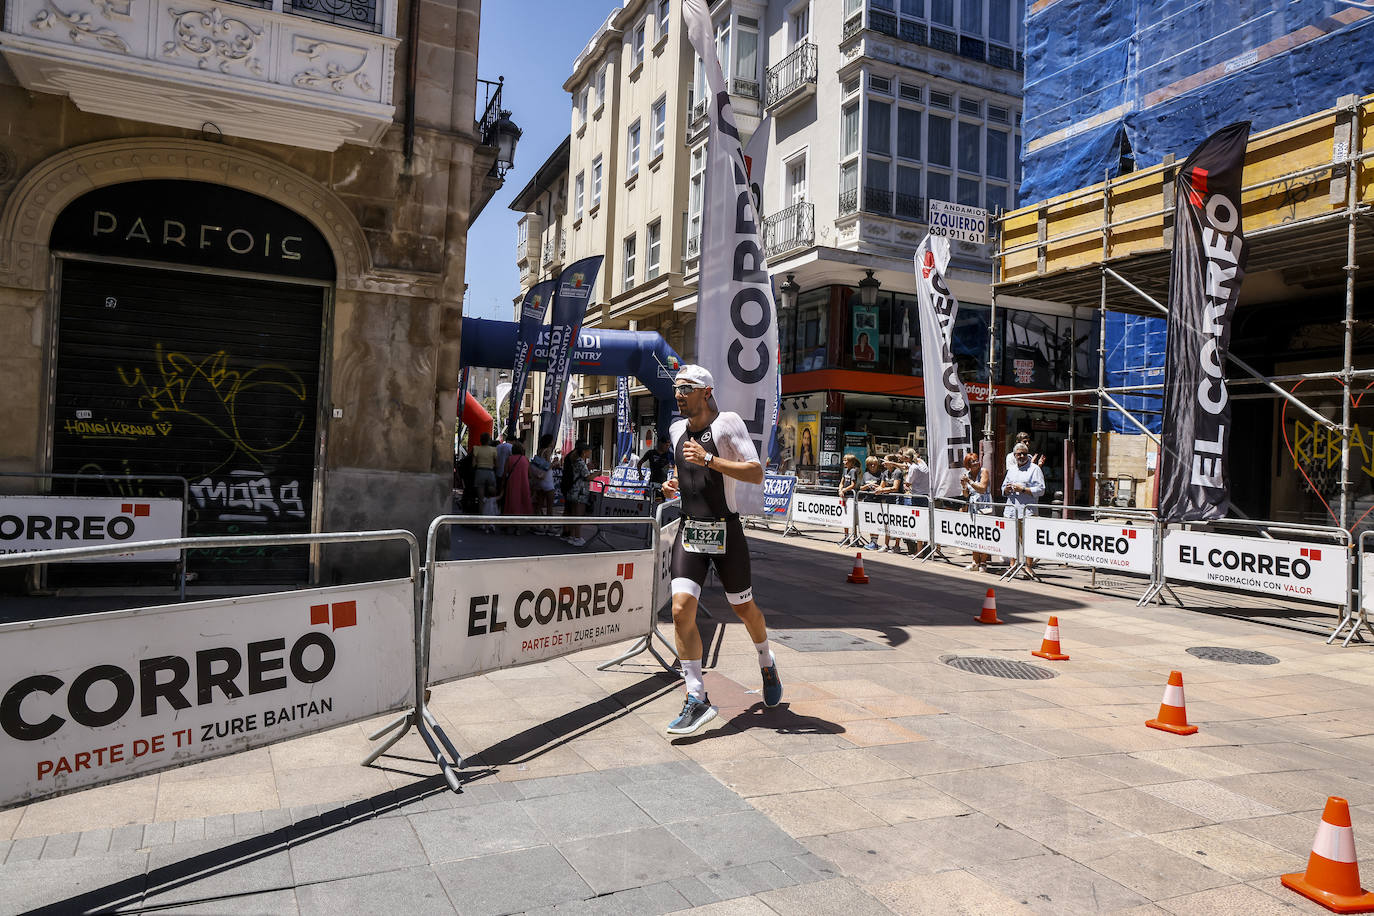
xmin=941 ymin=655 xmax=1057 ymax=680
xmin=1186 ymin=646 xmax=1280 ymax=665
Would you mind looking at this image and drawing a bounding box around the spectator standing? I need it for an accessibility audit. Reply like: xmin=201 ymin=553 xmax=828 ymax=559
xmin=561 ymin=442 xmax=594 ymax=547
xmin=960 ymin=451 xmax=992 ymax=572
xmin=903 ymin=448 xmax=930 ymax=557
xmin=494 ymin=435 xmax=513 ymax=507
xmin=1002 ymin=442 xmax=1047 ymax=569
xmin=529 ymin=434 xmax=557 ymax=534
xmin=471 ymin=433 xmax=498 ymax=500
xmin=877 ymin=455 xmax=904 ymax=552
xmin=502 ymin=441 xmax=533 ymax=528
xmin=858 ymin=456 xmax=883 ymax=551
xmin=838 ymin=454 xmax=861 ymax=547
xmin=638 ymin=436 xmax=675 ymax=497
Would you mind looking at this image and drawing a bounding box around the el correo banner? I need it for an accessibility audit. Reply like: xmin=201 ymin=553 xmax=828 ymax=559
xmin=427 ymin=549 xmax=656 ymax=683
xmin=0 ymin=496 xmax=182 ymax=562
xmin=0 ymin=581 xmax=414 ymax=809
xmin=857 ymin=500 xmax=926 ymax=540
xmin=656 ymin=518 xmax=680 ymax=611
xmin=927 ymin=200 xmax=988 ymax=244
xmin=1023 ymin=517 xmax=1155 ymax=575
xmin=933 ymin=508 xmax=1011 ymax=555
xmin=915 ymin=235 xmax=974 ymax=499
xmin=790 ymin=493 xmax=851 ymax=530
xmin=1362 ymin=550 xmax=1374 ymax=616
xmin=1163 ymin=530 xmax=1347 ymax=606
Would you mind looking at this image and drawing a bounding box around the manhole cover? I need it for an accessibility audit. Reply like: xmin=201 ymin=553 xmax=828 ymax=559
xmin=1186 ymin=646 xmax=1280 ymax=665
xmin=772 ymin=630 xmax=891 ymax=652
xmin=940 ymin=655 xmax=1057 ymax=680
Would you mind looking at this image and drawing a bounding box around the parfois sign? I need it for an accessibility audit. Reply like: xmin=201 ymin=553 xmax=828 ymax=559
xmin=1023 ymin=518 xmax=1154 ymax=575
xmin=0 ymin=582 xmax=414 ymax=808
xmin=428 ymin=550 xmax=655 ymax=682
xmin=1163 ymin=530 xmax=1347 ymax=606
xmin=933 ymin=508 xmax=1008 ymax=555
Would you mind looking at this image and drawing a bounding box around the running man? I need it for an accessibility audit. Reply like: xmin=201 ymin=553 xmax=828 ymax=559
xmin=661 ymin=364 xmax=782 ymax=735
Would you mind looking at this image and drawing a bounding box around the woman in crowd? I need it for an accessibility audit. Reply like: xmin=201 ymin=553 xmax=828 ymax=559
xmin=837 ymin=453 xmax=861 ymax=547
xmin=960 ymin=450 xmax=993 ymax=572
xmin=876 ymin=454 xmax=904 ymax=553
xmin=902 ymin=447 xmax=930 ymax=558
xmin=858 ymin=456 xmax=884 ymax=550
xmin=561 ymin=441 xmax=593 ymax=547
xmin=529 ymin=433 xmax=558 ymax=535
xmin=502 ymin=441 xmax=533 ymax=530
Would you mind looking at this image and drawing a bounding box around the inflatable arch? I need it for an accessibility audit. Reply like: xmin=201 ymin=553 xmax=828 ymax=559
xmin=460 ymin=318 xmax=683 ymax=436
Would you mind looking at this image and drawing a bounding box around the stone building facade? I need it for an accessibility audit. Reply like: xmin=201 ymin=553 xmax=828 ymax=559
xmin=0 ymin=0 xmax=502 ymax=587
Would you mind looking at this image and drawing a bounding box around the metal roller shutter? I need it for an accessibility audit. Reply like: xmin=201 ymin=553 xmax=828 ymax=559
xmin=52 ymin=259 xmax=324 ymax=587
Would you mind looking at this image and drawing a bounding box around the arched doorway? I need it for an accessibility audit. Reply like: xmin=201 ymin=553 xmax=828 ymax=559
xmin=47 ymin=180 xmax=334 ymax=587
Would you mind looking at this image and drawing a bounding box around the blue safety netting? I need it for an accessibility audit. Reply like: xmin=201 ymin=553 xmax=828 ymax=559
xmin=1020 ymin=0 xmax=1374 ymax=205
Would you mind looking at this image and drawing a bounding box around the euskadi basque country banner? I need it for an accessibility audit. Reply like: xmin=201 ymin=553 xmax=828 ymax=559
xmin=1158 ymin=122 xmax=1250 ymax=522
xmin=932 ymin=508 xmax=1009 ymax=555
xmin=683 ymin=0 xmax=778 ymax=517
xmin=508 ymin=280 xmax=555 ymax=440
xmin=0 ymin=582 xmax=415 ymax=808
xmin=1022 ymin=517 xmax=1154 ymax=574
xmin=761 ymin=474 xmax=795 ymax=516
xmin=427 ymin=549 xmax=655 ymax=683
xmin=1163 ymin=530 xmax=1347 ymax=606
xmin=789 ymin=493 xmax=850 ymax=530
xmin=857 ymin=501 xmax=926 ymax=540
xmin=614 ymin=376 xmax=633 ymax=466
xmin=0 ymin=496 xmax=182 ymax=561
xmin=540 ymin=256 xmax=603 ymax=441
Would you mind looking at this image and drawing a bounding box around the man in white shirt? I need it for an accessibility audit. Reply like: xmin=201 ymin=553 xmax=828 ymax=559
xmin=1002 ymin=442 xmax=1047 ymax=569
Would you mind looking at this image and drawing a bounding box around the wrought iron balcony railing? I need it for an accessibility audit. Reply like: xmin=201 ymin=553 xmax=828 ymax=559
xmin=863 ymin=187 xmax=893 ymax=215
xmin=838 ymin=188 xmax=858 ymax=216
xmin=895 ymin=193 xmax=925 ymax=222
xmin=762 ymin=201 xmax=815 ymax=258
xmin=765 ymin=42 xmax=817 ymax=111
xmin=731 ymin=78 xmax=759 ymax=101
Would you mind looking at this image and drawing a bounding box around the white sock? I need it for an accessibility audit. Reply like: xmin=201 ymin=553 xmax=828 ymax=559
xmin=682 ymin=659 xmax=704 ymax=699
xmin=754 ymin=639 xmax=774 ymax=669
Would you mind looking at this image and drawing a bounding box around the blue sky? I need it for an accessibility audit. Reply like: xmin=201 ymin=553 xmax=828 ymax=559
xmin=467 ymin=1 xmax=616 ymax=321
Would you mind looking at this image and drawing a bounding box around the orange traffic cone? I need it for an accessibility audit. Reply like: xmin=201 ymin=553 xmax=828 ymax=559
xmin=974 ymin=588 xmax=1003 ymax=624
xmin=1145 ymin=670 xmax=1198 ymax=735
xmin=1282 ymin=797 xmax=1374 ymax=913
xmin=1031 ymin=616 xmax=1070 ymax=660
xmin=846 ymin=552 xmax=869 ymax=584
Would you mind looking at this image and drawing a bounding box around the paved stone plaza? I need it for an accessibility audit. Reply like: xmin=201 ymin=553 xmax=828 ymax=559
xmin=3 ymin=529 xmax=1374 ymax=914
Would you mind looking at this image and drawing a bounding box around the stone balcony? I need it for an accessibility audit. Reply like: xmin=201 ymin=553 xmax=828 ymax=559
xmin=1 ymin=0 xmax=399 ymax=150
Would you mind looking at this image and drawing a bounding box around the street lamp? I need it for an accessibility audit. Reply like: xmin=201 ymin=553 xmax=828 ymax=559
xmin=491 ymin=110 xmax=522 ymax=178
xmin=778 ymin=273 xmax=800 ymax=311
xmin=857 ymin=269 xmax=881 ymax=307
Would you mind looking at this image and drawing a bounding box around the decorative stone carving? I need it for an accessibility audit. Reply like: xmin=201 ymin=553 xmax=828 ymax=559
xmin=31 ymin=0 xmax=129 ymax=52
xmin=292 ymin=35 xmax=371 ymax=94
xmin=163 ymin=7 xmax=262 ymax=75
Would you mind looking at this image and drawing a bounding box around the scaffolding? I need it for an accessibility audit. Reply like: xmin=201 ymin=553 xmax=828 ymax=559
xmin=989 ymin=92 xmax=1374 ymax=530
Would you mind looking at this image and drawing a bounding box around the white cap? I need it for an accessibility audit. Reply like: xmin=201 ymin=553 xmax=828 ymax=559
xmin=675 ymin=364 xmax=714 ymax=389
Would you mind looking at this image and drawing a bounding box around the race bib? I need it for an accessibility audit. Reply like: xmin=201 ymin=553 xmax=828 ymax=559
xmin=682 ymin=519 xmax=727 ymax=554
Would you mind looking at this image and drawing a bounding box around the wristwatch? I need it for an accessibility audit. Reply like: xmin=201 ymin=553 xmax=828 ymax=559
xmin=704 ymin=453 xmax=714 ymax=467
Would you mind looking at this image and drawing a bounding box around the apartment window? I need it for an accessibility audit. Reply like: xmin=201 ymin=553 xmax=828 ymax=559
xmin=867 ymin=157 xmax=891 ymax=193
xmin=897 ymin=107 xmax=921 ymax=159
xmin=957 ymin=120 xmax=980 ymax=173
xmin=596 ymin=65 xmax=606 ymax=107
xmin=842 ymin=101 xmax=860 ymax=157
xmin=901 ymin=0 xmax=924 ymax=15
xmin=959 ymin=98 xmax=981 ymax=116
xmin=715 ymin=18 xmax=730 ymax=78
xmin=575 ymin=172 xmax=585 ymax=219
xmin=843 ymin=76 xmax=861 ymax=96
xmin=578 ymin=88 xmax=588 ymax=123
xmin=958 ymin=177 xmax=980 ymax=206
xmin=897 ymin=165 xmax=922 ymax=214
xmin=844 ymin=0 xmax=863 ymax=15
xmin=989 ymin=0 xmax=1011 ymax=43
xmin=986 ymin=127 xmax=1008 ymax=179
xmin=791 ymin=5 xmax=810 ymax=47
xmin=647 ymin=220 xmax=662 ymax=279
xmin=634 ymin=21 xmax=647 ymax=68
xmin=623 ymin=234 xmax=637 ymax=290
xmin=927 ymin=114 xmax=951 ymax=167
xmin=988 ymin=104 xmax=1010 ymax=124
xmin=867 ymin=99 xmax=891 ymax=154
xmin=1014 ymin=132 xmax=1022 ymax=184
xmin=627 ymin=120 xmax=642 ymax=177
xmin=651 ymin=96 xmax=667 ymax=158
xmin=736 ymin=17 xmax=759 ymax=88
xmin=930 ymin=0 xmax=953 ymax=26
xmin=929 ymin=90 xmax=952 ymax=110
xmin=960 ymin=0 xmax=982 ymax=36
xmin=592 ymin=155 xmax=603 ymax=206
xmin=785 ymin=151 xmax=808 ymax=205
xmin=840 ymin=161 xmax=859 ymax=206
xmin=688 ymin=145 xmax=706 ymax=245
xmin=986 ymin=184 xmax=1007 ymax=213
xmin=927 ymin=171 xmax=950 ymax=203
xmin=658 ymin=0 xmax=670 ymax=40
xmin=899 ymin=81 xmax=921 ymax=103
xmin=869 ymin=75 xmax=892 ymax=95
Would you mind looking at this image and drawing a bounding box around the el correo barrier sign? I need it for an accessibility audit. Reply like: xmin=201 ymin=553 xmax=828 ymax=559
xmin=927 ymin=200 xmax=988 ymax=244
xmin=1363 ymin=551 xmax=1374 ymax=616
xmin=790 ymin=493 xmax=850 ymax=530
xmin=933 ymin=508 xmax=1009 ymax=555
xmin=427 ymin=549 xmax=656 ymax=683
xmin=1023 ymin=517 xmax=1154 ymax=575
xmin=857 ymin=501 xmax=926 ymax=539
xmin=0 ymin=581 xmax=415 ymax=808
xmin=657 ymin=518 xmax=680 ymax=611
xmin=1163 ymin=530 xmax=1348 ymax=606
xmin=0 ymin=496 xmax=182 ymax=561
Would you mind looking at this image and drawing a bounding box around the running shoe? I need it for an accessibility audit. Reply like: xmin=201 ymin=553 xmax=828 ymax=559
xmin=564 ymin=536 xmax=586 ymax=547
xmin=761 ymin=665 xmax=783 ymax=708
xmin=865 ymin=541 xmax=881 ymax=551
xmin=667 ymin=693 xmax=717 ymax=735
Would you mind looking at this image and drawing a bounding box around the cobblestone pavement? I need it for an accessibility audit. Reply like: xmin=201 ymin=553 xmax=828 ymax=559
xmin=4 ymin=527 xmax=1373 ymax=914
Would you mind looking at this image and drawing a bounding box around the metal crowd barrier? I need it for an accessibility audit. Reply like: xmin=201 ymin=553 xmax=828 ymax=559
xmin=1007 ymin=503 xmax=1160 ymax=602
xmin=0 ymin=530 xmax=422 ymax=808
xmin=1347 ymin=531 xmax=1374 ymax=648
xmin=0 ymin=471 xmax=191 ymax=600
xmin=928 ymin=494 xmax=1020 ymax=575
